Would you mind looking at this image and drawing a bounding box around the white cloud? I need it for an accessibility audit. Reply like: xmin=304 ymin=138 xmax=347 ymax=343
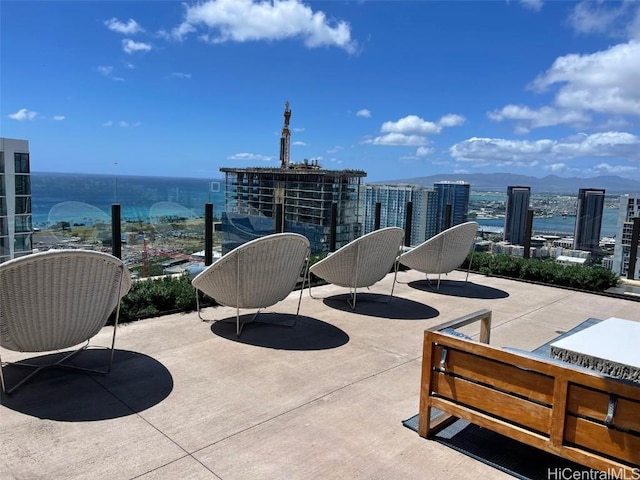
xmin=369 ymin=113 xmax=465 ymax=146
xmin=171 ymin=0 xmax=357 ymax=53
xmin=438 ymin=114 xmax=466 ymax=128
xmin=104 ymin=120 xmax=140 ymax=127
xmin=488 ymin=104 xmax=591 ymax=130
xmin=592 ymin=162 xmax=638 ymax=174
xmin=530 ymin=40 xmax=640 ymax=117
xmin=292 ymin=141 xmax=307 ymax=146
xmin=548 ymin=163 xmax=568 ymax=172
xmin=520 ymin=0 xmax=543 ymax=12
xmin=95 ymin=65 xmax=124 ymax=81
xmin=228 ymin=152 xmax=273 ymax=161
xmin=327 ymin=146 xmax=343 ymax=154
xmin=567 ymin=1 xmax=638 ymax=37
xmin=123 ymin=39 xmax=152 ymax=54
xmin=416 ymin=146 xmax=434 ymax=157
xmin=366 ymin=133 xmax=428 ymax=146
xmin=450 ymin=132 xmax=640 ymax=167
xmin=96 ymin=65 xmax=114 ymax=76
xmin=356 ymin=109 xmax=371 ymax=118
xmin=171 ymin=72 xmax=192 ymax=79
xmin=8 ymin=108 xmax=37 ymax=121
xmin=119 ymin=121 xmax=141 ymax=128
xmin=293 ymin=127 xmax=305 ymax=132
xmin=105 ymin=18 xmax=144 ymax=35
xmin=53 ymin=115 xmax=65 ymax=121
xmin=381 ymin=115 xmax=441 ymax=135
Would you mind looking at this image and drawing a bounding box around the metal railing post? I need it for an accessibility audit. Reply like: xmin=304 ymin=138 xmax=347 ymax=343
xmin=405 ymin=201 xmax=413 ymax=247
xmin=627 ymin=217 xmax=640 ymax=280
xmin=111 ymin=204 xmax=122 ymax=259
xmin=523 ymin=208 xmax=534 ymax=259
xmin=205 ymin=203 xmax=213 ymax=266
xmin=330 ymin=202 xmax=337 ymax=252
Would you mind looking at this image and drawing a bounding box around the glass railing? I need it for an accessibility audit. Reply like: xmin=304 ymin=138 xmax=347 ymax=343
xmin=29 ymin=173 xmax=224 ymax=278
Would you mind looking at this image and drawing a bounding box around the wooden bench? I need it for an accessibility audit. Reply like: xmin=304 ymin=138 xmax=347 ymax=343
xmin=419 ymin=309 xmax=640 ymax=475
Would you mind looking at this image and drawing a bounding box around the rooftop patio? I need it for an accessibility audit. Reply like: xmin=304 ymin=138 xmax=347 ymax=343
xmin=1 ymin=269 xmax=639 ymax=480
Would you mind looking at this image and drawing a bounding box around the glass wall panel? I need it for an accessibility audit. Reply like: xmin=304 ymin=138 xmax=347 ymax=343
xmin=14 ymin=234 xmax=32 ymax=252
xmin=15 ymin=175 xmax=31 ymax=195
xmin=15 ymin=215 xmax=32 ymax=233
xmin=14 ymin=153 xmax=30 ymax=173
xmin=15 ymin=197 xmax=31 ymax=215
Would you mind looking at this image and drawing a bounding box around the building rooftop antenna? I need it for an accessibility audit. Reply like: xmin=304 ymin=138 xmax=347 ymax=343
xmin=279 ymin=101 xmax=291 ymax=168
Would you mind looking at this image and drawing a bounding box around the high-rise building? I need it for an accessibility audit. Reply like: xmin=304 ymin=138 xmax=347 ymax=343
xmin=220 ymin=166 xmax=365 ymax=254
xmin=0 ymin=138 xmax=32 ymax=263
xmin=573 ymin=188 xmax=605 ymax=254
xmin=504 ymin=186 xmax=531 ymax=246
xmin=612 ymin=194 xmax=640 ymax=278
xmin=360 ymin=184 xmax=438 ymax=246
xmin=220 ymin=104 xmax=366 ymax=254
xmin=433 ymin=181 xmax=470 ymax=234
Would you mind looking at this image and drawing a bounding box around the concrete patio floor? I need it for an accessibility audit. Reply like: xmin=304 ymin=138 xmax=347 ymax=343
xmin=2 ymin=269 xmax=639 ymax=480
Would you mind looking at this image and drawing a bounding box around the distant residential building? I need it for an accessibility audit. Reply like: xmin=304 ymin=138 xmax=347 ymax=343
xmin=556 ymin=255 xmax=588 ymax=266
xmin=220 ymin=165 xmax=365 ymax=254
xmin=612 ymin=194 xmax=640 ymax=279
xmin=0 ymin=138 xmax=32 ymax=263
xmin=573 ymin=188 xmax=605 ymax=255
xmin=433 ymin=181 xmax=470 ymax=234
xmin=360 ymin=184 xmax=438 ymax=246
xmin=504 ymin=186 xmax=530 ymax=246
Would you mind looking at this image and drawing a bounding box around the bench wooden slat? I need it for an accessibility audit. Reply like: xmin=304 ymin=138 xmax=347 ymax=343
xmin=431 ymin=370 xmax=551 ymax=434
xmin=432 ymin=344 xmax=554 ymax=404
xmin=567 ymin=385 xmax=640 ymax=433
xmin=426 ymin=397 xmax=638 ymax=474
xmin=564 ymin=416 xmax=640 ymax=466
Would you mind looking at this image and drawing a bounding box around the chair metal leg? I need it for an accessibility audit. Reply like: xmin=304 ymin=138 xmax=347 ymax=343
xmin=0 ymin=324 xmax=119 ymax=395
xmin=196 ymin=289 xmax=207 ymax=321
xmin=465 ymin=251 xmax=473 ymax=284
xmin=347 ymin=287 xmax=357 ymax=310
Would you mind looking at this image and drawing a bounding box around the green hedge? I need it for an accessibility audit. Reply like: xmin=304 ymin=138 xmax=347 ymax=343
xmin=110 ymin=253 xmax=620 ymax=324
xmin=112 ymin=274 xmax=214 ymax=323
xmin=465 ymin=253 xmax=619 ymax=292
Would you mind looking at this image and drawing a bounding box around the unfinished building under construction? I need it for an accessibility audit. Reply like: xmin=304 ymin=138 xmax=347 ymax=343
xmin=220 ymin=102 xmax=366 ymax=253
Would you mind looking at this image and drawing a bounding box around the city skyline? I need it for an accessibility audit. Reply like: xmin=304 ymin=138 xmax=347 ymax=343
xmin=3 ymin=1 xmax=640 ymax=181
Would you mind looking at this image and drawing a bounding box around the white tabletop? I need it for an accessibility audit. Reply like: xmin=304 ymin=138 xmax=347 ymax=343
xmin=550 ymin=317 xmax=640 ymax=369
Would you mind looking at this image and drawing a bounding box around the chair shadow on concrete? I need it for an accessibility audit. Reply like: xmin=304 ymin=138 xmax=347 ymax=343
xmin=211 ymin=314 xmax=349 ymax=350
xmin=323 ymin=294 xmax=440 ymax=320
xmin=0 ymin=349 xmax=173 ymax=422
xmin=408 ymin=279 xmax=509 ymax=299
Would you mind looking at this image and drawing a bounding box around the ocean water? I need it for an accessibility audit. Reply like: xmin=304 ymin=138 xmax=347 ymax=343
xmin=476 ymin=210 xmax=619 ymax=238
xmin=31 ymin=173 xmax=226 ymax=227
xmin=30 ymin=173 xmax=621 ymax=237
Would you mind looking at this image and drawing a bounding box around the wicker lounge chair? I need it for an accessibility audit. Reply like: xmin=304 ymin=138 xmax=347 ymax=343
xmin=192 ymin=233 xmax=310 ymax=337
xmin=399 ymin=221 xmax=478 ymax=291
xmin=309 ymin=227 xmax=404 ymax=309
xmin=0 ymin=249 xmax=131 ymax=394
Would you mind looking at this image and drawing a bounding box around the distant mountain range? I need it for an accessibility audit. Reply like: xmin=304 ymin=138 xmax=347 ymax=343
xmin=383 ymin=173 xmax=640 ymax=194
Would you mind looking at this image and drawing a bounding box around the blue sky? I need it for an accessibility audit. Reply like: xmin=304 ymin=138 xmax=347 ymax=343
xmin=3 ymin=0 xmax=640 ymax=182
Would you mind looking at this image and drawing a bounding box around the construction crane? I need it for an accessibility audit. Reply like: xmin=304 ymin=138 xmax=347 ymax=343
xmin=279 ymin=101 xmax=292 ymax=168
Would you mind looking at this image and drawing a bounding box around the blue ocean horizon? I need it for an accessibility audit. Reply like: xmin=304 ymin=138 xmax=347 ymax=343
xmin=30 ymin=172 xmax=620 ymax=237
xmin=31 ymin=172 xmax=226 ymax=227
